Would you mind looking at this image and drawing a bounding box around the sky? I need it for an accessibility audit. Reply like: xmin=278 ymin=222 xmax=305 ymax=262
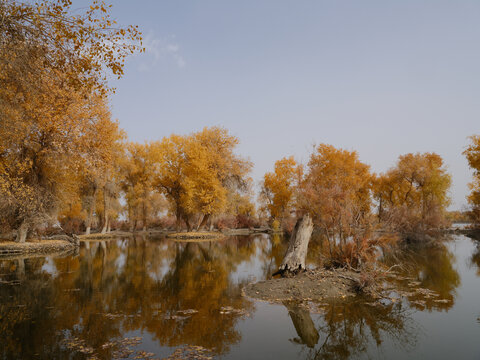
xmin=98 ymin=0 xmax=478 ymax=210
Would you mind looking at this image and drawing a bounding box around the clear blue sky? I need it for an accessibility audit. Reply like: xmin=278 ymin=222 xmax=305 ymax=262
xmin=103 ymin=0 xmax=478 ymax=210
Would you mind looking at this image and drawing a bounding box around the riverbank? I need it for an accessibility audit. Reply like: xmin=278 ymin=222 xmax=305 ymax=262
xmin=0 ymin=239 xmax=77 ymax=257
xmin=167 ymin=232 xmax=226 ymax=240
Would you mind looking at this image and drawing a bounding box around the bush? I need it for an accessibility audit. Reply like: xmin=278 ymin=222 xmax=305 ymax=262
xmin=324 ymin=234 xmax=398 ymax=270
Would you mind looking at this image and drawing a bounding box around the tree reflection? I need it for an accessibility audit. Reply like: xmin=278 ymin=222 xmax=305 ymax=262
xmin=285 ymin=300 xmax=417 ymax=360
xmin=382 ymin=238 xmax=460 ymax=311
xmin=0 ymin=234 xmax=462 ymax=359
xmin=0 ymin=236 xmax=256 ymax=358
xmin=285 ymin=302 xmax=319 ymax=348
xmin=469 ymin=241 xmax=480 ymax=276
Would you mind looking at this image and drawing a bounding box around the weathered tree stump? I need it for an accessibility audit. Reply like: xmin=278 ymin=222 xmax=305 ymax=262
xmin=274 ymin=214 xmax=314 ymax=276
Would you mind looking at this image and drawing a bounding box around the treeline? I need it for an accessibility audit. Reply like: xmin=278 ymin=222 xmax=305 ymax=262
xmin=259 ymin=147 xmax=452 ymax=266
xmin=1 ymin=1 xmax=480 ymax=245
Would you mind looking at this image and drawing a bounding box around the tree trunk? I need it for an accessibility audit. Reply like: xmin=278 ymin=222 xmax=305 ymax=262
xmin=197 ymin=213 xmax=210 ymax=231
xmin=101 ymin=189 xmax=109 ymax=234
xmin=101 ymin=220 xmax=108 ymax=234
xmin=16 ymin=220 xmax=28 ymax=243
xmin=106 ymin=219 xmax=111 ymax=233
xmin=142 ymin=201 xmax=147 ymax=232
xmin=85 ymin=186 xmax=97 ymax=235
xmin=176 ymin=207 xmax=182 ymax=231
xmin=185 ymin=216 xmax=192 ymax=232
xmin=128 ymin=204 xmax=134 ymax=232
xmin=276 ymin=214 xmax=313 ymax=275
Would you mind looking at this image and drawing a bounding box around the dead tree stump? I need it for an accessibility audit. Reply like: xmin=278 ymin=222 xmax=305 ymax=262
xmin=275 ymin=214 xmax=314 ymax=276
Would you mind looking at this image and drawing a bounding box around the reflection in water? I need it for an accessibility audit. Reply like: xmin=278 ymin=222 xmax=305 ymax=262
xmin=285 ymin=302 xmax=320 ymax=348
xmin=469 ymin=241 xmax=480 ymax=276
xmin=284 ymin=300 xmax=417 ymax=360
xmin=0 ymin=234 xmax=472 ymax=359
xmin=382 ymin=238 xmax=460 ymax=311
xmin=0 ymin=236 xmax=259 ymax=359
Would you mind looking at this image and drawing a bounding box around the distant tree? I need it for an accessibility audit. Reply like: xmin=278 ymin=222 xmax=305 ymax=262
xmin=151 ymin=127 xmax=252 ymax=231
xmin=375 ymin=152 xmax=451 ymax=237
xmin=120 ymin=142 xmax=166 ymax=231
xmin=464 ymin=135 xmax=480 ymax=226
xmin=298 ymin=144 xmax=374 ymax=263
xmin=260 ymin=156 xmax=302 ymax=226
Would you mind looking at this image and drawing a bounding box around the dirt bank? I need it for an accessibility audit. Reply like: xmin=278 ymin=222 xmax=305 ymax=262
xmin=0 ymin=239 xmax=76 ymax=257
xmin=166 ymin=232 xmax=226 ymax=240
xmin=243 ymin=269 xmax=370 ymax=303
xmin=79 ymin=231 xmax=135 ymax=240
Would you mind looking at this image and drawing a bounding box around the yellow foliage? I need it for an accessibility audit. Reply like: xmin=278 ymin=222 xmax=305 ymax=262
xmin=0 ymin=0 xmax=139 ymax=238
xmin=299 ymin=144 xmax=373 ymax=243
xmin=464 ymin=135 xmax=480 ymax=225
xmin=374 ymin=152 xmax=451 ymax=233
xmin=151 ymin=127 xmax=252 ymax=230
xmin=260 ymin=156 xmax=301 ymax=222
xmin=0 ymin=0 xmax=143 ymax=94
xmin=120 ymin=142 xmax=166 ymax=230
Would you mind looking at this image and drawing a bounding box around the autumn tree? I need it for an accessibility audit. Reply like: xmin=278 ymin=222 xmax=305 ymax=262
xmin=463 ymin=135 xmax=480 ymax=226
xmin=120 ymin=142 xmax=166 ymax=231
xmin=0 ymin=0 xmax=142 ymax=94
xmin=298 ymin=144 xmax=374 ymax=267
xmin=75 ymin=99 xmax=126 ymax=235
xmin=0 ymin=0 xmax=141 ymax=241
xmin=151 ymin=127 xmax=252 ymax=231
xmin=260 ymin=156 xmax=302 ymax=226
xmin=375 ymin=152 xmax=452 ymax=237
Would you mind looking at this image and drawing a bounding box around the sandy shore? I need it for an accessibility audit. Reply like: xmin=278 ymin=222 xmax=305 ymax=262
xmin=0 ymin=239 xmax=76 ymax=257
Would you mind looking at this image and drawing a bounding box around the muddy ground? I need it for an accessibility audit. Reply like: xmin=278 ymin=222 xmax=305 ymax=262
xmin=243 ymin=268 xmax=369 ymax=303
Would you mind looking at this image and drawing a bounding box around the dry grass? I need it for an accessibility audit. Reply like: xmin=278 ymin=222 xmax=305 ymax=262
xmin=0 ymin=239 xmax=75 ymax=256
xmin=166 ymin=232 xmax=225 ymax=240
xmin=78 ymin=231 xmax=134 ymax=240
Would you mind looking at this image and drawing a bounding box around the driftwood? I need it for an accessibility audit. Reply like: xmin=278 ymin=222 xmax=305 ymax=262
xmin=274 ymin=214 xmax=314 ymax=276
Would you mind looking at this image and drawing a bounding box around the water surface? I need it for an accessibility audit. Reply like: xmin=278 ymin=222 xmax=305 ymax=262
xmin=1 ymin=233 xmax=480 ymax=359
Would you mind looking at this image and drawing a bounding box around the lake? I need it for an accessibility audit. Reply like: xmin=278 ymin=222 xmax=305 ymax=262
xmin=1 ymin=233 xmax=480 ymax=359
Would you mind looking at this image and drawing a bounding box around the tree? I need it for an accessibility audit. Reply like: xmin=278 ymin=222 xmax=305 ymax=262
xmin=260 ymin=156 xmax=302 ymax=225
xmin=150 ymin=134 xmax=190 ymax=230
xmin=0 ymin=0 xmax=141 ymax=241
xmin=79 ymin=100 xmax=125 ymax=235
xmin=0 ymin=0 xmax=142 ymax=94
xmin=375 ymin=152 xmax=451 ymax=237
xmin=464 ymin=135 xmax=480 ymax=226
xmin=299 ymin=144 xmax=374 ymax=259
xmin=151 ymin=127 xmax=251 ymax=231
xmin=120 ymin=142 xmax=163 ymax=231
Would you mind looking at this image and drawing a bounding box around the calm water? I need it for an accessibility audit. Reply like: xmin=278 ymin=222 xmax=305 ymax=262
xmin=1 ymin=233 xmax=480 ymax=359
